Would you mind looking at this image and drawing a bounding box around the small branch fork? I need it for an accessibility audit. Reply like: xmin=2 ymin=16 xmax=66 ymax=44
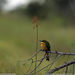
xmin=8 ymin=49 xmax=75 ymax=75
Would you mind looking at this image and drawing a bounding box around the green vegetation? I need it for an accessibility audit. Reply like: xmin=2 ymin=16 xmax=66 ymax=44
xmin=0 ymin=13 xmax=75 ymax=75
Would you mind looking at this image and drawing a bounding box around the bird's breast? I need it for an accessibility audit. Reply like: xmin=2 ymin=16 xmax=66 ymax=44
xmin=41 ymin=44 xmax=48 ymax=50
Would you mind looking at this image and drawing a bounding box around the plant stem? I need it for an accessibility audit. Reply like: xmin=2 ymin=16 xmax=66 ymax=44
xmin=35 ymin=26 xmax=38 ymax=75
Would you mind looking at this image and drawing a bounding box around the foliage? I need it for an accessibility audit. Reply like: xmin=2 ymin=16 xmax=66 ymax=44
xmin=24 ymin=2 xmax=49 ymax=18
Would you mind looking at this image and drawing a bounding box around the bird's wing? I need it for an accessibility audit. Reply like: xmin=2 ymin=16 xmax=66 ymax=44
xmin=46 ymin=42 xmax=50 ymax=51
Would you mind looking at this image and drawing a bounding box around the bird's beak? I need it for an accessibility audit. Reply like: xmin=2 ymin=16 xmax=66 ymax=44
xmin=39 ymin=40 xmax=42 ymax=42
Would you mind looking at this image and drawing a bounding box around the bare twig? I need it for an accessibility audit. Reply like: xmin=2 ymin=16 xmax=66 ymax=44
xmin=27 ymin=53 xmax=46 ymax=75
xmin=48 ymin=60 xmax=75 ymax=74
xmin=65 ymin=65 xmax=68 ymax=75
xmin=9 ymin=50 xmax=41 ymax=74
xmin=23 ymin=50 xmax=41 ymax=65
xmin=9 ymin=59 xmax=28 ymax=73
xmin=66 ymin=55 xmax=70 ymax=62
xmin=9 ymin=49 xmax=75 ymax=75
xmin=73 ymin=58 xmax=75 ymax=75
xmin=46 ymin=53 xmax=58 ymax=73
xmin=60 ymin=55 xmax=70 ymax=73
xmin=30 ymin=54 xmax=62 ymax=75
xmin=25 ymin=59 xmax=33 ymax=75
xmin=41 ymin=50 xmax=75 ymax=55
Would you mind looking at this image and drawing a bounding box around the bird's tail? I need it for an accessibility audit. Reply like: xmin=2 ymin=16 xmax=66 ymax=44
xmin=46 ymin=52 xmax=49 ymax=61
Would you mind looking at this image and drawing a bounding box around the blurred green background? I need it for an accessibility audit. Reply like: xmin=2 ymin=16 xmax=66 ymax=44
xmin=0 ymin=0 xmax=75 ymax=75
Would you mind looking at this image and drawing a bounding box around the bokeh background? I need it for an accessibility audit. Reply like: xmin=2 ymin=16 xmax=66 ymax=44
xmin=0 ymin=0 xmax=75 ymax=75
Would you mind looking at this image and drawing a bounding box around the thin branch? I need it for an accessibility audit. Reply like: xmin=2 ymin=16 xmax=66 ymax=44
xmin=73 ymin=58 xmax=75 ymax=75
xmin=73 ymin=64 xmax=74 ymax=75
xmin=23 ymin=50 xmax=41 ymax=65
xmin=46 ymin=53 xmax=58 ymax=73
xmin=27 ymin=53 xmax=46 ymax=75
xmin=66 ymin=55 xmax=70 ymax=62
xmin=30 ymin=54 xmax=62 ymax=75
xmin=60 ymin=55 xmax=70 ymax=73
xmin=9 ymin=59 xmax=28 ymax=74
xmin=33 ymin=58 xmax=43 ymax=62
xmin=41 ymin=50 xmax=75 ymax=55
xmin=48 ymin=60 xmax=75 ymax=74
xmin=9 ymin=61 xmax=19 ymax=73
xmin=65 ymin=65 xmax=68 ymax=75
xmin=25 ymin=59 xmax=33 ymax=75
xmin=9 ymin=49 xmax=75 ymax=75
xmin=9 ymin=50 xmax=41 ymax=74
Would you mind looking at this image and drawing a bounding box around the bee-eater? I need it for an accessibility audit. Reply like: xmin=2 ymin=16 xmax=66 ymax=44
xmin=39 ymin=40 xmax=51 ymax=61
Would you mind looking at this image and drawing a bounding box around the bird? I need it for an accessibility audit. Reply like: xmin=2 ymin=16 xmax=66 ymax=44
xmin=39 ymin=40 xmax=51 ymax=61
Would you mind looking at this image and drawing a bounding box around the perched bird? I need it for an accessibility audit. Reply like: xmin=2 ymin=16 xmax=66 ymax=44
xmin=39 ymin=40 xmax=51 ymax=61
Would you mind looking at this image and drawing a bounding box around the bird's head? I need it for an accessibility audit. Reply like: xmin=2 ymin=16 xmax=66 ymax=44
xmin=39 ymin=40 xmax=50 ymax=51
xmin=39 ymin=40 xmax=48 ymax=44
